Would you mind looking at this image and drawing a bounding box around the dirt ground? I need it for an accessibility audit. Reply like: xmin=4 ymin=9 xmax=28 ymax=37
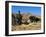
xmin=12 ymin=22 xmax=41 ymax=31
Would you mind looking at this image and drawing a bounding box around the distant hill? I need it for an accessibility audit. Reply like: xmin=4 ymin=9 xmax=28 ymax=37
xmin=12 ymin=12 xmax=41 ymax=20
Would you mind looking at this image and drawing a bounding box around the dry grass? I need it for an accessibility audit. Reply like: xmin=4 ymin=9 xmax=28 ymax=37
xmin=12 ymin=22 xmax=41 ymax=31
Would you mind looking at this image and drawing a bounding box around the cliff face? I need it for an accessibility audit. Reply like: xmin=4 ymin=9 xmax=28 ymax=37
xmin=22 ymin=14 xmax=31 ymax=20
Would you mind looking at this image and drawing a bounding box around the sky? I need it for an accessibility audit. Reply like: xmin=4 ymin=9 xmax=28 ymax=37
xmin=12 ymin=6 xmax=41 ymax=16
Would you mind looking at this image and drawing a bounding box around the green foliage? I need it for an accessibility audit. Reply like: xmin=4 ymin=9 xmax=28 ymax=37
xmin=16 ymin=10 xmax=22 ymax=25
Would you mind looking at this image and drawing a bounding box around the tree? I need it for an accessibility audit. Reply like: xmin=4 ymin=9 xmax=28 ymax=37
xmin=16 ymin=10 xmax=22 ymax=25
xmin=12 ymin=13 xmax=16 ymax=25
xmin=29 ymin=16 xmax=41 ymax=23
